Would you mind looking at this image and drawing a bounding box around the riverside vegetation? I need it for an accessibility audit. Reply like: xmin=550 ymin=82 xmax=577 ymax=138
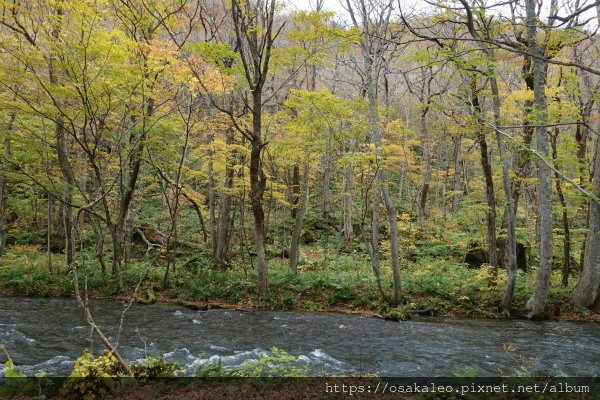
xmin=1 ymin=344 xmax=554 ymax=399
xmin=0 ymin=213 xmax=594 ymax=321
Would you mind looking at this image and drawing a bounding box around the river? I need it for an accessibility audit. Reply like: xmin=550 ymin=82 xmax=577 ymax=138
xmin=0 ymin=296 xmax=598 ymax=376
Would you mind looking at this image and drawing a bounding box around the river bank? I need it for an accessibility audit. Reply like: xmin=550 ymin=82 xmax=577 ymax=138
xmin=2 ymin=288 xmax=599 ymax=322
xmin=0 ymin=249 xmax=598 ymax=322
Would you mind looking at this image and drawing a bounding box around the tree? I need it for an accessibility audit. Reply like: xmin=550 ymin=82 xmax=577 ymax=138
xmin=229 ymin=0 xmax=283 ymax=295
xmin=398 ymin=1 xmax=519 ymax=312
xmin=571 ymin=136 xmax=600 ymax=309
xmin=276 ymin=89 xmax=358 ymax=272
xmin=523 ymin=0 xmax=554 ymax=318
xmin=345 ymin=0 xmax=402 ymax=306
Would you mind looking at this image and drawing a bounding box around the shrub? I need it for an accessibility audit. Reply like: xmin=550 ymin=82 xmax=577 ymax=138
xmin=195 ymin=359 xmax=229 ymax=377
xmin=195 ymin=347 xmax=308 ymax=378
xmin=230 ymin=347 xmax=308 ymax=377
xmin=62 ymin=351 xmax=182 ymax=400
xmin=131 ymin=356 xmax=183 ymax=378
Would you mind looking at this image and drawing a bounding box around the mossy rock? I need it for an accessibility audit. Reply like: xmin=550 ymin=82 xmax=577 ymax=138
xmin=383 ymin=307 xmax=411 ymax=322
xmin=301 ymin=230 xmax=316 ymax=245
xmin=135 ymin=289 xmax=156 ymax=305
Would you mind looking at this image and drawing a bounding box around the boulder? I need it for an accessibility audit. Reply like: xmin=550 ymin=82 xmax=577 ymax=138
xmin=464 ymin=239 xmax=528 ymax=272
xmin=464 ymin=243 xmax=488 ymax=268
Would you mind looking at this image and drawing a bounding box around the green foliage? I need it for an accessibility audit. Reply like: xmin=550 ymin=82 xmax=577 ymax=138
xmin=187 ymin=42 xmax=237 ymax=72
xmin=0 ymin=348 xmax=49 ymax=397
xmin=0 ymin=245 xmax=587 ymax=319
xmin=135 ymin=288 xmax=157 ymax=305
xmin=62 ymin=352 xmax=122 ymax=400
xmin=195 ymin=359 xmax=229 ymax=377
xmin=3 ymin=358 xmax=26 ymax=379
xmin=325 ymin=288 xmax=355 ymax=307
xmin=230 ymin=348 xmax=308 ymax=377
xmin=61 ymin=351 xmax=182 ymax=400
xmin=131 ymin=356 xmax=184 ymax=378
xmin=68 ymin=352 xmax=128 ymax=379
xmin=196 ymin=348 xmax=308 ymax=378
xmin=380 ymin=306 xmax=410 ymax=322
xmin=280 ymin=293 xmax=299 ymax=310
xmin=454 ymin=366 xmax=476 ymax=378
xmin=0 ymin=252 xmax=73 ymax=296
xmin=574 ymin=307 xmax=591 ymax=319
xmin=69 ymin=351 xmax=181 ymax=379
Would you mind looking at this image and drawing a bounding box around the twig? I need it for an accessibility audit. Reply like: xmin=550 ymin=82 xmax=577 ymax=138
xmin=116 ymin=256 xmax=157 ymax=348
xmin=135 ymin=227 xmax=163 ymax=255
xmin=72 ymin=198 xmax=134 ymax=375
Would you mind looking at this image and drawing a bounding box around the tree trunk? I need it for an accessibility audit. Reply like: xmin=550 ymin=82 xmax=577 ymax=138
xmin=575 ymin=117 xmax=590 ymax=187
xmin=363 ymin=44 xmax=401 ymax=306
xmin=53 ymin=111 xmax=75 ymax=270
xmin=417 ymin=112 xmax=430 ymax=221
xmin=0 ymin=115 xmax=14 ymax=256
xmin=250 ymin=93 xmax=268 ymax=296
xmin=123 ymin=208 xmax=133 ymax=263
xmin=110 ymin=224 xmax=124 ymax=291
xmin=592 ymin=290 xmax=600 ymax=313
xmin=451 ymin=135 xmax=462 ymax=213
xmin=550 ymin=128 xmax=571 ymax=287
xmin=214 ymin=149 xmax=235 ymax=267
xmin=46 ymin=194 xmax=53 ymax=273
xmin=322 ymin=147 xmax=331 ymax=219
xmin=48 ymin=4 xmax=76 ymax=272
xmin=471 ymin=79 xmax=498 ymax=273
xmin=289 ymin=162 xmax=309 ymax=273
xmin=488 ymin=74 xmax=517 ymax=316
xmin=291 ymin=163 xmax=300 ymax=219
xmin=526 ymin=0 xmax=553 ymax=318
xmin=343 ymin=139 xmax=356 ymax=240
xmin=370 ymin=190 xmax=386 ymax=301
xmin=380 ymin=177 xmax=401 ymax=306
xmin=208 ymin=140 xmax=217 ymax=250
xmin=574 ymin=97 xmax=593 ymax=267
xmin=510 ymin=55 xmax=535 ymax=217
xmin=478 ymin=130 xmax=498 ymax=274
xmin=112 ymin=97 xmax=153 ymax=293
xmin=58 ymin=127 xmax=75 ymax=270
xmin=571 ymin=133 xmax=600 ymax=308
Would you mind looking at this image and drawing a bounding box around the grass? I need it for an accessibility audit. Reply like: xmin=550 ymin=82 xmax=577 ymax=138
xmin=0 ymin=242 xmax=593 ymax=320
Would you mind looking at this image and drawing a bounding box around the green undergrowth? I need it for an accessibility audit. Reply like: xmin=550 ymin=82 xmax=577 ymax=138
xmin=0 ymin=243 xmax=586 ymax=319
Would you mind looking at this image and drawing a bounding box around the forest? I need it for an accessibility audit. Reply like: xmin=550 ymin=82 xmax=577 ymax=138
xmin=0 ymin=0 xmax=599 ymax=387
xmin=1 ymin=0 xmax=600 ymax=317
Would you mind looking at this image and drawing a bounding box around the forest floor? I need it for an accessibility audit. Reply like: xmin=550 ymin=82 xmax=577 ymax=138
xmin=0 ymin=244 xmax=598 ymax=322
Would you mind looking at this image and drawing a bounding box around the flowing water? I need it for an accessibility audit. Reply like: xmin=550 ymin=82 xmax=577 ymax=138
xmin=0 ymin=296 xmax=598 ymax=376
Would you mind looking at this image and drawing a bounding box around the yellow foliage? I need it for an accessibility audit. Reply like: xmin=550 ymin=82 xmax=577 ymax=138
xmin=11 ymin=244 xmax=43 ymax=253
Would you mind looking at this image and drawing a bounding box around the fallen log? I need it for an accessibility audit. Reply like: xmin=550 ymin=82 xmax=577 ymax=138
xmin=132 ymin=225 xmax=203 ymax=254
